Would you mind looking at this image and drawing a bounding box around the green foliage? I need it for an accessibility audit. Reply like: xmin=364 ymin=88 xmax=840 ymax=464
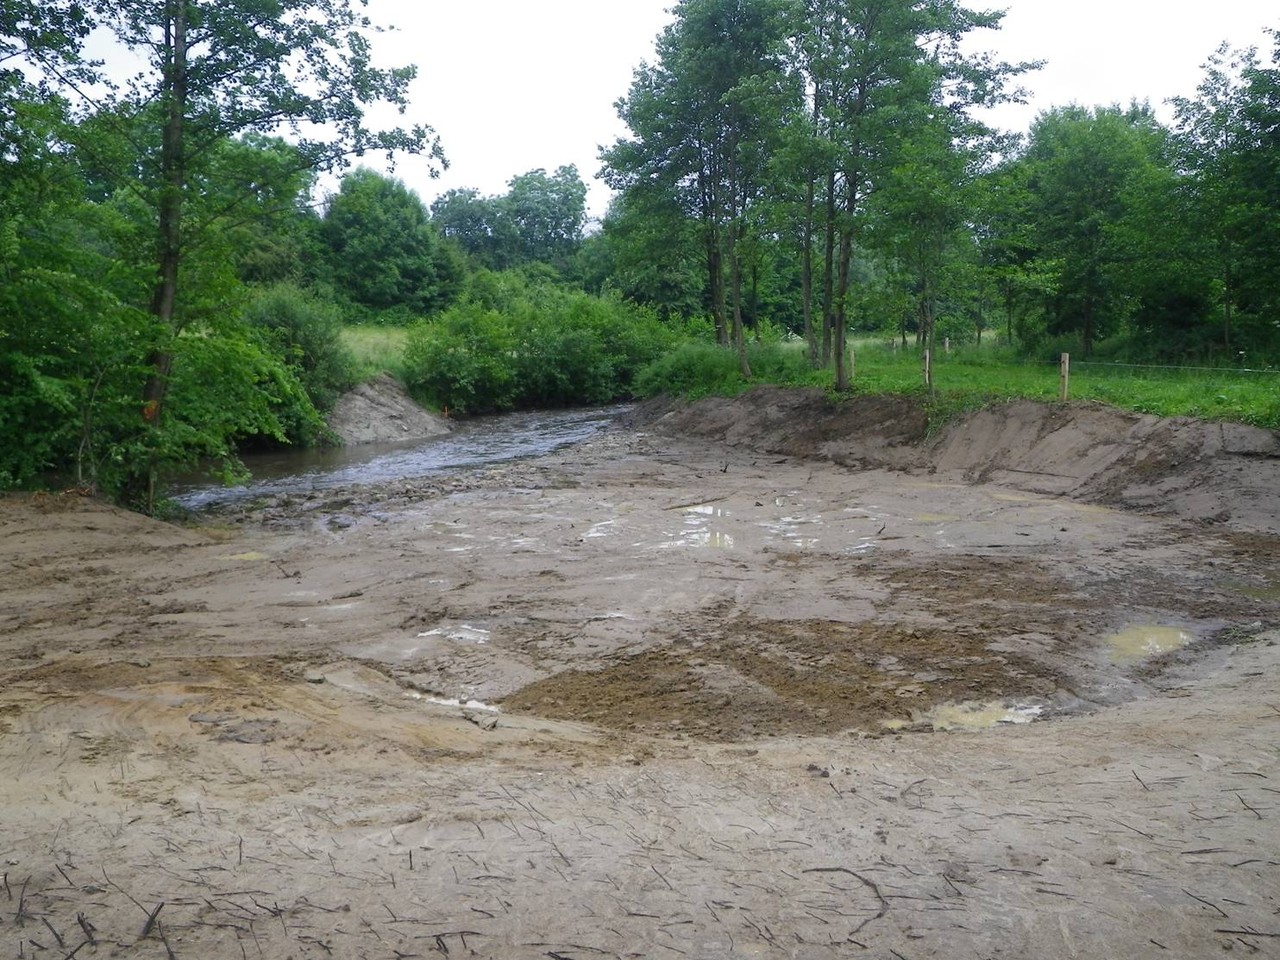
xmin=506 ymin=166 xmax=588 ymax=266
xmin=635 ymin=341 xmax=818 ymax=400
xmin=340 ymin=325 xmax=412 ymax=382
xmin=636 ymin=337 xmax=1280 ymax=430
xmin=321 ymin=168 xmax=460 ymax=320
xmin=402 ymin=279 xmax=681 ymax=414
xmin=403 ymin=303 xmax=518 ymax=414
xmin=243 ymin=284 xmax=356 ymax=413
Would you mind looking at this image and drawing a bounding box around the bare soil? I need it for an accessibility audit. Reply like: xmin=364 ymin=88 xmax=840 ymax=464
xmin=2 ymin=388 xmax=1279 ymax=959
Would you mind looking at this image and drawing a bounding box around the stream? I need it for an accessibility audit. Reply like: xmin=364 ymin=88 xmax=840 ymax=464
xmin=174 ymin=405 xmax=626 ymax=510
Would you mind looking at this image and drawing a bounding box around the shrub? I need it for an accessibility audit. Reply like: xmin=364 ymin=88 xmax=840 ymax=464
xmin=402 ymin=275 xmax=682 ymax=413
xmin=243 ymin=283 xmax=356 ymax=412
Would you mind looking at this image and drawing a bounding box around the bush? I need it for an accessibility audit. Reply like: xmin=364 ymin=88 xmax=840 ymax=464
xmin=634 ymin=340 xmax=816 ymax=399
xmin=402 ymin=275 xmax=682 ymax=413
xmin=403 ymin=302 xmax=518 ymax=414
xmin=243 ymin=283 xmax=356 ymax=412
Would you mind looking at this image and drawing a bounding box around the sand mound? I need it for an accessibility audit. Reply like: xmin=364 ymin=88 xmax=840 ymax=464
xmin=641 ymin=387 xmax=1280 ymax=532
xmin=325 ymin=372 xmax=451 ymax=445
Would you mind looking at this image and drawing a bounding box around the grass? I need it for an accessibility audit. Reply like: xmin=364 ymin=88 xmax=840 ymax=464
xmin=640 ymin=339 xmax=1280 ymax=430
xmin=340 ymin=325 xmax=411 ymax=382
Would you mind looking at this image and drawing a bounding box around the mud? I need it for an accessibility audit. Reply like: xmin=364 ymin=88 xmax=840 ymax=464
xmin=2 ymin=389 xmax=1279 ymax=959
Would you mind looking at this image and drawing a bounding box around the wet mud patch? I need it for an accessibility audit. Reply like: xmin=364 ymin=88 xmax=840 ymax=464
xmin=502 ymin=618 xmax=1063 ymax=740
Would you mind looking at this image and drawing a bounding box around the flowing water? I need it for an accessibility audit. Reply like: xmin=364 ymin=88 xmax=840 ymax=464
xmin=174 ymin=405 xmax=625 ymax=510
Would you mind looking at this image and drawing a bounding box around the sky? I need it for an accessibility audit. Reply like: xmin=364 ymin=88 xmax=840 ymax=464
xmin=360 ymin=1 xmax=1277 ymax=219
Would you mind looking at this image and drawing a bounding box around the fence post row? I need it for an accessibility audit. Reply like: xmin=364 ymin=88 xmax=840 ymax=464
xmin=1060 ymin=353 xmax=1070 ymax=402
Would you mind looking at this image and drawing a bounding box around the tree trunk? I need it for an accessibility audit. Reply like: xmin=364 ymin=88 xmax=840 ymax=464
xmin=706 ymin=226 xmax=728 ymax=346
xmin=821 ymin=171 xmax=836 ymax=367
xmin=728 ymin=223 xmax=753 ymax=379
xmin=143 ymin=0 xmax=188 ymax=424
xmin=834 ymin=226 xmax=852 ymax=392
xmin=801 ymin=175 xmax=818 ymax=367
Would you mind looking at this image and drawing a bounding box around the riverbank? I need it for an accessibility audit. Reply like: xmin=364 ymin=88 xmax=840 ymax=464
xmin=2 ymin=392 xmax=1277 ymax=958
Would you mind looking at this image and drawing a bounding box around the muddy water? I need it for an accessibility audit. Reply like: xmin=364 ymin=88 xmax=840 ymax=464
xmin=174 ymin=405 xmax=625 ymax=509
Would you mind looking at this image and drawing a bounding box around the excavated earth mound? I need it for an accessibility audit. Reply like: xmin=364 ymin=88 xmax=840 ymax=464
xmin=638 ymin=386 xmax=1280 ymax=533
xmin=3 ymin=389 xmax=1279 ymax=960
xmin=325 ymin=372 xmax=451 ymax=445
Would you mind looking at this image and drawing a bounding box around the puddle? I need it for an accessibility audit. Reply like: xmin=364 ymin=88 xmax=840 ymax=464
xmin=417 ymin=624 xmax=491 ymax=644
xmin=1231 ymin=579 xmax=1280 ymax=601
xmin=883 ymin=700 xmax=1043 ymax=732
xmin=1107 ymin=625 xmax=1194 ymax=665
xmin=586 ymin=519 xmax=619 ymax=539
xmin=101 ymin=688 xmax=204 ymax=708
xmin=659 ymin=505 xmax=735 ymax=549
xmin=761 ymin=514 xmax=823 ymax=550
xmin=407 ymin=692 xmax=500 ymax=713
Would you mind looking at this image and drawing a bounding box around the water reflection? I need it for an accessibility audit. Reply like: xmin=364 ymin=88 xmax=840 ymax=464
xmin=174 ymin=405 xmax=624 ymax=509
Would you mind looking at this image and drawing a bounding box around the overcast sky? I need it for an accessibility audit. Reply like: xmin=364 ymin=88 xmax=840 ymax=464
xmin=361 ymin=1 xmax=1278 ymax=218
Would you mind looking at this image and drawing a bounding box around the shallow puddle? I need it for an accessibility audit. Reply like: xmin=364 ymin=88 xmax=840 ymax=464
xmin=1231 ymin=579 xmax=1280 ymax=601
xmin=659 ymin=505 xmax=735 ymax=549
xmin=760 ymin=514 xmax=823 ymax=550
xmin=883 ymin=700 xmax=1043 ymax=732
xmin=1107 ymin=625 xmax=1193 ymax=665
xmin=417 ymin=624 xmax=491 ymax=644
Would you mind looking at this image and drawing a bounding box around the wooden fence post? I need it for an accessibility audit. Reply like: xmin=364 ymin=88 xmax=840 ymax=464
xmin=1059 ymin=353 xmax=1070 ymax=402
xmin=944 ymin=337 xmax=951 ymax=355
xmin=923 ymin=349 xmax=933 ymax=390
xmin=850 ymin=350 xmax=856 ymax=383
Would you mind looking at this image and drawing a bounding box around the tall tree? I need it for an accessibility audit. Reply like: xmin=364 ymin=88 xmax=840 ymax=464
xmin=604 ymin=0 xmax=794 ymax=374
xmin=5 ymin=0 xmax=442 ymax=501
xmin=429 ymin=187 xmax=520 ymax=270
xmin=1019 ymin=105 xmax=1166 ymax=356
xmin=506 ymin=165 xmax=588 ymax=267
xmin=1173 ymin=34 xmax=1280 ymax=354
xmin=792 ymin=0 xmax=1030 ymax=388
xmin=321 ymin=168 xmax=459 ymax=318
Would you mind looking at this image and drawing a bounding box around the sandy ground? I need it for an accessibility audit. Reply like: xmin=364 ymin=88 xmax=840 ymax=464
xmin=2 ymin=392 xmax=1279 ymax=959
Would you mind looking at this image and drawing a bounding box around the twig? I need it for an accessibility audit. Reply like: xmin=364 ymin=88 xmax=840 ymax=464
xmin=1132 ymin=770 xmax=1150 ymax=791
xmin=157 ymin=922 xmax=178 ymax=960
xmin=41 ymin=917 xmax=66 ymax=948
xmin=1215 ymin=929 xmax=1280 ymax=938
xmin=16 ymin=876 xmax=30 ymax=925
xmin=1236 ymin=793 xmax=1264 ymax=820
xmin=1184 ymin=889 xmax=1228 ymax=919
xmin=803 ymin=867 xmax=889 ymax=936
xmin=141 ymin=901 xmax=165 ymax=938
xmin=76 ymin=913 xmax=96 ymax=946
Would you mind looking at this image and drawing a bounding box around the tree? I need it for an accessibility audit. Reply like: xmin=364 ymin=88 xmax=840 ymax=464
xmin=1019 ymin=105 xmax=1167 ymax=355
xmin=4 ymin=0 xmax=442 ymax=503
xmin=588 ymin=191 xmax=708 ymax=320
xmin=429 ymin=188 xmax=520 ymax=270
xmin=506 ymin=165 xmax=588 ymax=266
xmin=789 ymin=0 xmax=1031 ymax=388
xmin=321 ymin=168 xmax=460 ymax=318
xmin=872 ymin=110 xmax=984 ymax=352
xmin=604 ymin=0 xmax=795 ymax=375
xmin=1173 ymin=35 xmax=1280 ymax=355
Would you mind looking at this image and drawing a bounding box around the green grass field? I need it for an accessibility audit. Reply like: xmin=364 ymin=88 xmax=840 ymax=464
xmin=643 ymin=338 xmax=1280 ymax=430
xmin=341 ymin=324 xmax=1280 ymax=431
xmin=340 ymin=325 xmax=411 ymax=382
xmin=848 ymin=344 xmax=1280 ymax=429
